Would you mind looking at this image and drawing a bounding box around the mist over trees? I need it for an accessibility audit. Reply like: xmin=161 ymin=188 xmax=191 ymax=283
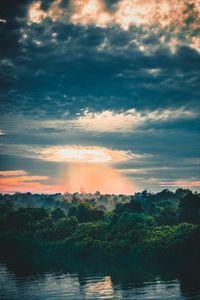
xmin=0 ymin=189 xmax=200 ymax=261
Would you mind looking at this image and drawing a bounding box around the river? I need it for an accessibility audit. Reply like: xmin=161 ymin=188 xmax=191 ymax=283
xmin=0 ymin=254 xmax=199 ymax=299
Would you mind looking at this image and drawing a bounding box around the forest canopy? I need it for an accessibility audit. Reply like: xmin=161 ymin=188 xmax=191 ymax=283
xmin=0 ymin=189 xmax=200 ymax=261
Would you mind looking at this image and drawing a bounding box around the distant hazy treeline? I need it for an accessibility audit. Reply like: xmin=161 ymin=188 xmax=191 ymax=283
xmin=0 ymin=189 xmax=200 ymax=261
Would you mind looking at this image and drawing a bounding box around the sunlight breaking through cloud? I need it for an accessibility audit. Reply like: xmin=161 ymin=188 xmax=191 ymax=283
xmin=28 ymin=0 xmax=200 ymax=31
xmin=61 ymin=163 xmax=136 ymax=194
xmin=39 ymin=145 xmax=138 ymax=163
xmin=27 ymin=0 xmax=200 ymax=52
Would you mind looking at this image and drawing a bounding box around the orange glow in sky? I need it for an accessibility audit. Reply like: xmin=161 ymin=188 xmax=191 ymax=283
xmin=0 ymin=143 xmax=138 ymax=194
xmin=0 ymin=165 xmax=136 ymax=194
xmin=0 ymin=144 xmax=137 ymax=194
xmin=0 ymin=171 xmax=67 ymax=194
xmin=61 ymin=163 xmax=136 ymax=194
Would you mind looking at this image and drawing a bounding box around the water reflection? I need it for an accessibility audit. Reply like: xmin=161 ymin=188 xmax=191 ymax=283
xmin=82 ymin=275 xmax=114 ymax=298
xmin=0 ymin=254 xmax=199 ymax=300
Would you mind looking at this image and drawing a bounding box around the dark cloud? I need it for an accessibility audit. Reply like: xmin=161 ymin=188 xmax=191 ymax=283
xmin=0 ymin=0 xmax=199 ymax=192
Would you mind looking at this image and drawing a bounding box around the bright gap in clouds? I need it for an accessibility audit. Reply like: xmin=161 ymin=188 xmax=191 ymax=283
xmin=0 ymin=146 xmax=141 ymax=194
xmin=41 ymin=145 xmax=138 ymax=194
xmin=28 ymin=0 xmax=200 ymax=32
xmin=56 ymin=147 xmax=112 ymax=163
xmin=27 ymin=0 xmax=200 ymax=53
xmin=40 ymin=145 xmax=137 ymax=163
xmin=0 ymin=166 xmax=136 ymax=194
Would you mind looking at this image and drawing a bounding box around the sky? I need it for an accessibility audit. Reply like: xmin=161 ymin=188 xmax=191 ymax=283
xmin=0 ymin=0 xmax=200 ymax=194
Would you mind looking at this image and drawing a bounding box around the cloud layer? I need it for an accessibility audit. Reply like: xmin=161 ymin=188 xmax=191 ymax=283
xmin=1 ymin=107 xmax=197 ymax=136
xmin=28 ymin=0 xmax=200 ymax=31
xmin=39 ymin=145 xmax=137 ymax=163
xmin=74 ymin=107 xmax=198 ymax=132
xmin=27 ymin=0 xmax=200 ymax=52
xmin=0 ymin=0 xmax=199 ymax=193
xmin=0 ymin=170 xmax=60 ymax=194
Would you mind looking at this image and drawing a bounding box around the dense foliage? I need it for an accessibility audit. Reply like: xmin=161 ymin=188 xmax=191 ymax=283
xmin=0 ymin=189 xmax=200 ymax=261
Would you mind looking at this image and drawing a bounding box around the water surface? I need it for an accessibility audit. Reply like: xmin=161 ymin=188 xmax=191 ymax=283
xmin=0 ymin=255 xmax=199 ymax=299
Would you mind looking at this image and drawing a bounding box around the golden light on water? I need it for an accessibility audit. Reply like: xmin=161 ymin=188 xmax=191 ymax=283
xmin=84 ymin=276 xmax=114 ymax=298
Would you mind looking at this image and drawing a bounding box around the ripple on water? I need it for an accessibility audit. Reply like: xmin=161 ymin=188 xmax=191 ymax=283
xmin=0 ymin=263 xmax=199 ymax=299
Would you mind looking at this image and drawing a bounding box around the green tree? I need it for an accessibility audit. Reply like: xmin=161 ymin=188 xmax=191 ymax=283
xmin=68 ymin=205 xmax=79 ymax=218
xmin=51 ymin=208 xmax=65 ymax=221
xmin=179 ymin=193 xmax=200 ymax=224
xmin=54 ymin=217 xmax=78 ymax=240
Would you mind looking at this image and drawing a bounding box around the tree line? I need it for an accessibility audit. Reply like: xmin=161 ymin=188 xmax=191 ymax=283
xmin=0 ymin=189 xmax=200 ymax=261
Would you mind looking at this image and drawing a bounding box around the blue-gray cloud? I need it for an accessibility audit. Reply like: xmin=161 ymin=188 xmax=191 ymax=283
xmin=0 ymin=0 xmax=199 ymax=192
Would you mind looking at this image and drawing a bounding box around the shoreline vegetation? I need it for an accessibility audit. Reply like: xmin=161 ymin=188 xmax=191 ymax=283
xmin=0 ymin=189 xmax=200 ymax=264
